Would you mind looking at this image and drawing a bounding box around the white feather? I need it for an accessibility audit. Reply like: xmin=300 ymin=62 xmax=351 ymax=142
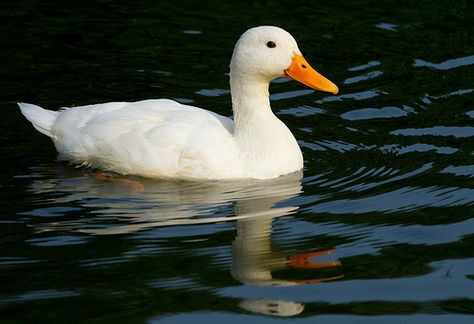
xmin=18 ymin=26 xmax=337 ymax=180
xmin=19 ymin=103 xmax=58 ymax=138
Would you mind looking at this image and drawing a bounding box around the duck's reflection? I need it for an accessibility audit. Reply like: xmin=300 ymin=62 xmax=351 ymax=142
xmin=24 ymin=165 xmax=343 ymax=317
xmin=238 ymin=299 xmax=305 ymax=317
xmin=232 ymin=199 xmax=342 ymax=287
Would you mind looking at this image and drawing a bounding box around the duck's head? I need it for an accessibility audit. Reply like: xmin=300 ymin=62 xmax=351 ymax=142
xmin=230 ymin=26 xmax=338 ymax=94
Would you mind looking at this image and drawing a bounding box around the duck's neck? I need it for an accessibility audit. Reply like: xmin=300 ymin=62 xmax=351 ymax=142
xmin=230 ymin=74 xmax=273 ymax=131
xmin=229 ymin=73 xmax=303 ymax=177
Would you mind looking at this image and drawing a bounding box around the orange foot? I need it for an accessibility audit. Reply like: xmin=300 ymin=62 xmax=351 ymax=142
xmin=287 ymin=249 xmax=341 ymax=269
xmin=91 ymin=172 xmax=145 ymax=192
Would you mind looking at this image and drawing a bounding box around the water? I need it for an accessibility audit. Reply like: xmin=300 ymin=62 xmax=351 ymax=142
xmin=1 ymin=0 xmax=474 ymax=322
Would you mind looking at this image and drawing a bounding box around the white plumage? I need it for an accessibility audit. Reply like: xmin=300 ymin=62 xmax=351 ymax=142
xmin=19 ymin=26 xmax=338 ymax=180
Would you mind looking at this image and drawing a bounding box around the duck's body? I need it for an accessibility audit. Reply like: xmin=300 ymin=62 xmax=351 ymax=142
xmin=19 ymin=98 xmax=301 ymax=179
xmin=19 ymin=26 xmax=338 ymax=180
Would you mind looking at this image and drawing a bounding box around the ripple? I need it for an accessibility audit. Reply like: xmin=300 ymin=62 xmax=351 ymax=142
xmin=315 ymin=90 xmax=386 ymax=104
xmin=310 ymin=185 xmax=474 ymax=214
xmin=278 ymin=105 xmax=326 ymax=117
xmin=18 ymin=206 xmax=83 ymax=217
xmin=375 ymin=22 xmax=398 ymax=31
xmin=195 ymin=88 xmax=230 ymax=97
xmin=348 ymin=60 xmax=381 ymax=72
xmin=0 ymin=257 xmax=40 ymax=267
xmin=81 ymin=255 xmax=136 ymax=268
xmin=413 ymin=54 xmax=474 ymax=70
xmin=174 ymin=98 xmax=194 ymax=104
xmin=219 ymin=258 xmax=474 ymax=303
xmin=298 ymin=140 xmax=326 ymax=152
xmin=390 ymin=126 xmax=474 ymax=138
xmin=182 ymin=30 xmax=202 ymax=35
xmin=342 ymin=163 xmax=433 ymax=192
xmin=381 ymin=143 xmax=458 ymax=155
xmin=1 ymin=290 xmax=80 ymax=304
xmin=270 ymin=89 xmax=314 ymax=100
xmin=344 ymin=70 xmax=383 ymax=85
xmin=25 ymin=235 xmax=88 ymax=247
xmin=441 ymin=165 xmax=474 ymax=178
xmin=322 ymin=167 xmax=397 ymax=190
xmin=341 ymin=106 xmax=411 ymax=120
xmin=325 ymin=168 xmax=379 ymax=189
xmin=420 ymin=89 xmax=473 ymax=105
xmin=149 ymin=277 xmax=206 ymax=290
xmin=312 ymin=140 xmax=360 ymax=153
xmin=136 ymin=69 xmax=172 ymax=76
xmin=291 ymin=218 xmax=474 ymax=251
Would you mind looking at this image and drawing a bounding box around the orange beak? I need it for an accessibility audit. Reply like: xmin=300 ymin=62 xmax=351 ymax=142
xmin=284 ymin=52 xmax=339 ymax=94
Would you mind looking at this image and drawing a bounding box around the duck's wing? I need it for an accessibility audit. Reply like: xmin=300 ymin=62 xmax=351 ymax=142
xmin=51 ymin=99 xmax=240 ymax=179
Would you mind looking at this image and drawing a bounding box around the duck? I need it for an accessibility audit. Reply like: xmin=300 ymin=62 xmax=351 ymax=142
xmin=19 ymin=26 xmax=338 ymax=180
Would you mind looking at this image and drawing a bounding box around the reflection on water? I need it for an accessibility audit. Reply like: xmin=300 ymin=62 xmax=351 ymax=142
xmin=413 ymin=55 xmax=474 ymax=70
xmin=238 ymin=299 xmax=305 ymax=317
xmin=27 ymin=168 xmax=304 ymax=234
xmin=21 ymin=167 xmax=343 ymax=317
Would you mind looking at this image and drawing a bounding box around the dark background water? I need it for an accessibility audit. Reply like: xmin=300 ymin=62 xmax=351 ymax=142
xmin=1 ymin=0 xmax=474 ymax=322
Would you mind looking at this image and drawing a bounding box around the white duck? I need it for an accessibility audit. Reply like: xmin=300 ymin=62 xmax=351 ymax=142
xmin=19 ymin=26 xmax=338 ymax=180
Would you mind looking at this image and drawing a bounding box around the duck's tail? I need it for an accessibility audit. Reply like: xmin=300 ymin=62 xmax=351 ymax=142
xmin=18 ymin=103 xmax=58 ymax=138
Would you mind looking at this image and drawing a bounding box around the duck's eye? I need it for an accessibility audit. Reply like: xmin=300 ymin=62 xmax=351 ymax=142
xmin=266 ymin=41 xmax=276 ymax=48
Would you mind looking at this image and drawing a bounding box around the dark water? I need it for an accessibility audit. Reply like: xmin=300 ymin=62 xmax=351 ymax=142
xmin=1 ymin=0 xmax=474 ymax=322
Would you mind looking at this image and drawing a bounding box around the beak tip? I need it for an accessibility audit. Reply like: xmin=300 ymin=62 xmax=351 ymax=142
xmin=330 ymin=85 xmax=339 ymax=95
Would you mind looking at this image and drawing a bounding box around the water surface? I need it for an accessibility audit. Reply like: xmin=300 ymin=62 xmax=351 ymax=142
xmin=1 ymin=0 xmax=474 ymax=322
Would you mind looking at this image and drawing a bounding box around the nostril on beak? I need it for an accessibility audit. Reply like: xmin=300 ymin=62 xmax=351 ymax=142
xmin=301 ymin=64 xmax=307 ymax=69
